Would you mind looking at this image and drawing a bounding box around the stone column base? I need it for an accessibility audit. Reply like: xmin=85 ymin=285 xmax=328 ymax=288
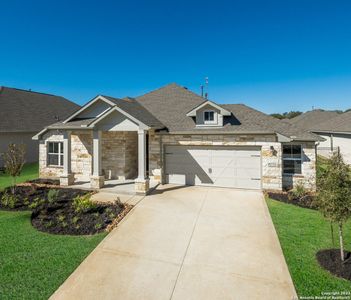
xmin=60 ymin=174 xmax=75 ymax=186
xmin=135 ymin=178 xmax=150 ymax=195
xmin=90 ymin=175 xmax=105 ymax=189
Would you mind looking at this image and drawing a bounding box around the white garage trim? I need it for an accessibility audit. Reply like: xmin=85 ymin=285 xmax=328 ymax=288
xmin=164 ymin=145 xmax=262 ymax=190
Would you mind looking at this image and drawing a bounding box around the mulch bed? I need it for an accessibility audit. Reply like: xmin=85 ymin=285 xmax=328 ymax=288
xmin=0 ymin=185 xmax=65 ymax=211
xmin=266 ymin=191 xmax=316 ymax=209
xmin=316 ymin=249 xmax=351 ymax=281
xmin=28 ymin=178 xmax=60 ymax=185
xmin=31 ymin=196 xmax=125 ymax=235
xmin=1 ymin=182 xmax=131 ymax=235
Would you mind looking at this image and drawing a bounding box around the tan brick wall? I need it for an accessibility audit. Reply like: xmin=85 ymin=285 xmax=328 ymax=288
xmin=148 ymin=132 xmax=316 ymax=191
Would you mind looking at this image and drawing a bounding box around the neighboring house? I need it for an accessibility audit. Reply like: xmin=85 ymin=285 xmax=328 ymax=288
xmin=33 ymin=83 xmax=319 ymax=194
xmin=310 ymin=111 xmax=351 ymax=164
xmin=288 ymin=109 xmax=351 ymax=164
xmin=0 ymin=87 xmax=80 ymax=166
xmin=287 ymin=109 xmax=340 ymax=129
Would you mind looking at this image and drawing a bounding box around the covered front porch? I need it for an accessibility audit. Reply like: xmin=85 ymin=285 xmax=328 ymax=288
xmin=71 ymin=178 xmax=159 ymax=195
xmin=59 ymin=128 xmax=151 ymax=194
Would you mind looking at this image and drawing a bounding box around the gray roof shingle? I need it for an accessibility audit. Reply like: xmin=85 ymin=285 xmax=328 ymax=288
xmin=102 ymin=96 xmax=164 ymax=128
xmin=311 ymin=110 xmax=351 ymax=133
xmin=0 ymin=86 xmax=80 ymax=132
xmin=41 ymin=83 xmax=319 ymax=141
xmin=288 ymin=109 xmax=340 ymax=130
xmin=136 ymin=83 xmax=319 ymax=140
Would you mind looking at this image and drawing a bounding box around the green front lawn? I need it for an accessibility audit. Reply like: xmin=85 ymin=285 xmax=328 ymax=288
xmin=267 ymin=198 xmax=351 ymax=297
xmin=0 ymin=162 xmax=39 ymax=190
xmin=0 ymin=210 xmax=106 ymax=300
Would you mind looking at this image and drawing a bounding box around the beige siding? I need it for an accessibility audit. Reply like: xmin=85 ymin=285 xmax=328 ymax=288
xmin=0 ymin=132 xmax=39 ymax=166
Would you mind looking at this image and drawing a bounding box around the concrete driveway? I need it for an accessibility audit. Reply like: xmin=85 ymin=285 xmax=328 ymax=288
xmin=50 ymin=185 xmax=297 ymax=300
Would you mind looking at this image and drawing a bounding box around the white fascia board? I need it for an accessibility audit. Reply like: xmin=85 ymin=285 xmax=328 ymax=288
xmin=89 ymin=106 xmax=150 ymax=130
xmin=186 ymin=100 xmax=231 ymax=117
xmin=276 ymin=133 xmax=292 ymax=142
xmin=32 ymin=128 xmax=48 ymax=140
xmin=313 ymin=130 xmax=351 ymax=136
xmin=63 ymin=95 xmax=116 ymax=123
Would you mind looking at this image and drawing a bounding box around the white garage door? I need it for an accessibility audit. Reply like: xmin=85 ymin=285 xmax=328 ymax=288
xmin=165 ymin=145 xmax=261 ymax=190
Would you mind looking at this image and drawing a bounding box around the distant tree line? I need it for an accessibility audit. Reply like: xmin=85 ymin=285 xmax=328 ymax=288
xmin=270 ymin=111 xmax=302 ymax=119
xmin=271 ymin=109 xmax=351 ymax=120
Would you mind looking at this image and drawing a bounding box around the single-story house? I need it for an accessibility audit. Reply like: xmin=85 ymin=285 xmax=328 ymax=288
xmin=288 ymin=109 xmax=351 ymax=164
xmin=0 ymin=86 xmax=80 ymax=166
xmin=33 ymin=83 xmax=319 ymax=194
xmin=310 ymin=111 xmax=351 ymax=164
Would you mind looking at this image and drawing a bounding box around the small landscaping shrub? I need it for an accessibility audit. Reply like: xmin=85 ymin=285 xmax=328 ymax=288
xmin=47 ymin=189 xmax=60 ymax=204
xmin=2 ymin=143 xmax=26 ymax=194
xmin=1 ymin=192 xmax=18 ymax=209
xmin=28 ymin=197 xmax=45 ymax=210
xmin=72 ymin=194 xmax=96 ymax=213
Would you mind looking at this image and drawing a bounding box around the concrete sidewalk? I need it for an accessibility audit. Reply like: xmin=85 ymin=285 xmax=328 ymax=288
xmin=50 ymin=185 xmax=297 ymax=300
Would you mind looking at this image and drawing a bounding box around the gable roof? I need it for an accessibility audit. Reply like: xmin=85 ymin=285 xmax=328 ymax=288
xmin=0 ymin=86 xmax=80 ymax=133
xmin=102 ymin=96 xmax=164 ymax=128
xmin=311 ymin=110 xmax=351 ymax=133
xmin=288 ymin=109 xmax=340 ymax=130
xmin=34 ymin=83 xmax=319 ymax=142
xmin=135 ymin=83 xmax=319 ymax=140
xmin=186 ymin=100 xmax=231 ymax=116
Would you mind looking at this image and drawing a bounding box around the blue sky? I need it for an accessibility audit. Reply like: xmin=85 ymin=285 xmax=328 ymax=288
xmin=1 ymin=0 xmax=351 ymax=114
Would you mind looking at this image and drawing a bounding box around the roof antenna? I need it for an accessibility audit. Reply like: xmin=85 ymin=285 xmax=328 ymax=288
xmin=200 ymin=85 xmax=204 ymax=97
xmin=205 ymin=77 xmax=209 ymax=99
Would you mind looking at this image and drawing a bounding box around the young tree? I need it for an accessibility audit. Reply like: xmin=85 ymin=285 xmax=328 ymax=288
xmin=2 ymin=143 xmax=26 ymax=194
xmin=315 ymin=152 xmax=351 ymax=261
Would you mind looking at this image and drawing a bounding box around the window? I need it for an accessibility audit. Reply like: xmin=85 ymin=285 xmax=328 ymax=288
xmin=283 ymin=145 xmax=302 ymax=174
xmin=204 ymin=111 xmax=215 ymax=122
xmin=47 ymin=142 xmax=64 ymax=166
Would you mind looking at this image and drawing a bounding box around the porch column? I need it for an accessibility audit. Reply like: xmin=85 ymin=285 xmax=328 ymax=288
xmin=60 ymin=131 xmax=74 ymax=186
xmin=135 ymin=129 xmax=150 ymax=194
xmin=90 ymin=130 xmax=105 ymax=189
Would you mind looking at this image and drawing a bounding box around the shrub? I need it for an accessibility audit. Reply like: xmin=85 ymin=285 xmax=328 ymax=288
xmin=29 ymin=197 xmax=45 ymax=209
xmin=94 ymin=223 xmax=102 ymax=230
xmin=288 ymin=181 xmax=308 ymax=201
xmin=57 ymin=214 xmax=65 ymax=222
xmin=72 ymin=194 xmax=96 ymax=213
xmin=1 ymin=192 xmax=18 ymax=208
xmin=47 ymin=189 xmax=60 ymax=204
xmin=72 ymin=216 xmax=80 ymax=224
xmin=2 ymin=143 xmax=26 ymax=194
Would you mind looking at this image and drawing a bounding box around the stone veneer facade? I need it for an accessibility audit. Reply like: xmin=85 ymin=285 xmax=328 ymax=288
xmin=148 ymin=131 xmax=316 ymax=191
xmin=39 ymin=130 xmax=138 ymax=181
xmin=39 ymin=129 xmax=316 ymax=191
xmin=101 ymin=131 xmax=137 ymax=180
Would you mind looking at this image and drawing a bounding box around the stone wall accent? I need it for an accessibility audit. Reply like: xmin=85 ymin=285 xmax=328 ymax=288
xmin=101 ymin=131 xmax=137 ymax=180
xmin=39 ymin=130 xmax=93 ymax=181
xmin=148 ymin=132 xmax=316 ymax=191
xmin=282 ymin=142 xmax=316 ymax=190
xmin=39 ymin=131 xmax=65 ymax=179
xmin=71 ymin=131 xmax=92 ymax=181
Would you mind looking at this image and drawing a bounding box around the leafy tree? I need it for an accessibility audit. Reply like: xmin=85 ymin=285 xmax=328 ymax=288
xmin=270 ymin=111 xmax=302 ymax=119
xmin=315 ymin=152 xmax=351 ymax=261
xmin=2 ymin=143 xmax=26 ymax=194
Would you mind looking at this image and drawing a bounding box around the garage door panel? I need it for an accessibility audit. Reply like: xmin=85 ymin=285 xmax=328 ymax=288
xmin=165 ymin=146 xmax=261 ymax=190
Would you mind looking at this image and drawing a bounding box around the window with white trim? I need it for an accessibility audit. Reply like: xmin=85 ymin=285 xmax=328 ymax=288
xmin=204 ymin=110 xmax=215 ymax=122
xmin=47 ymin=142 xmax=64 ymax=167
xmin=283 ymin=145 xmax=302 ymax=174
